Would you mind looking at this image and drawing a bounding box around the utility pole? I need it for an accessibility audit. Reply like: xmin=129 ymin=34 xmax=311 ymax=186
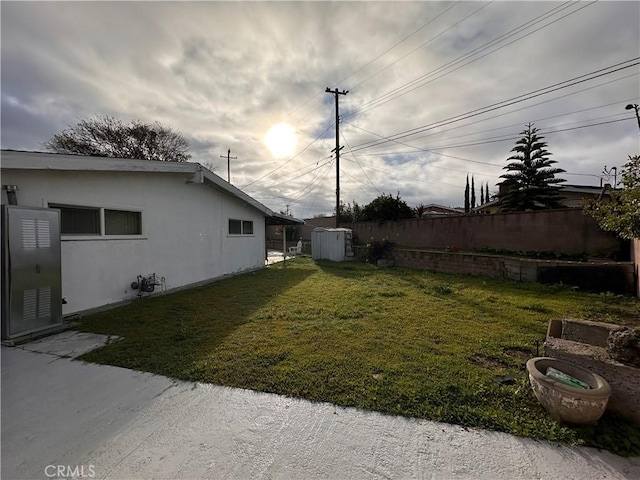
xmin=220 ymin=148 xmax=237 ymax=183
xmin=326 ymin=87 xmax=348 ymax=228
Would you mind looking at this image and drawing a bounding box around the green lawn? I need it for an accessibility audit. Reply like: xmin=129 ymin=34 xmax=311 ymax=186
xmin=78 ymin=257 xmax=640 ymax=456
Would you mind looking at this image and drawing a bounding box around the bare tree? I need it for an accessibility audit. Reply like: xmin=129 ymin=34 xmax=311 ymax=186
xmin=45 ymin=116 xmax=191 ymax=162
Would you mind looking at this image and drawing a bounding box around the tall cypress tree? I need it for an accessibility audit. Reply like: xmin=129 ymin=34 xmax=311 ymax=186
xmin=464 ymin=175 xmax=470 ymax=213
xmin=480 ymin=182 xmax=485 ymax=205
xmin=471 ymin=176 xmax=476 ymax=209
xmin=485 ymin=183 xmax=490 ymax=203
xmin=499 ymin=123 xmax=565 ymax=211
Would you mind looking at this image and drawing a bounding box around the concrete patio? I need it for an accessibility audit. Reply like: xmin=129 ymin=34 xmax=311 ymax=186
xmin=2 ymin=331 xmax=639 ymax=479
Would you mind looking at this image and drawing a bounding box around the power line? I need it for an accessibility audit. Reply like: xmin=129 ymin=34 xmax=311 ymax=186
xmin=357 ymin=97 xmax=639 ymax=157
xmin=388 ymin=76 xmax=639 ymax=149
xmin=241 ymin=122 xmax=334 ymax=189
xmin=347 ymin=1 xmax=590 ymax=118
xmin=349 ymin=58 xmax=640 ymax=152
xmin=340 ymin=130 xmax=381 ymax=195
xmin=342 ymin=2 xmax=462 ymax=89
xmin=348 ymin=1 xmax=491 ymax=91
xmin=342 ymin=116 xmax=636 ymax=172
xmin=247 ymin=156 xmax=334 ymax=194
xmin=279 ymin=2 xmax=461 ymax=126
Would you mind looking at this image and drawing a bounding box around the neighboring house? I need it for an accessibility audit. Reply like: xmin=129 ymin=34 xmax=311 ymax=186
xmin=419 ymin=204 xmax=465 ymax=217
xmin=475 ymin=183 xmax=614 ymax=214
xmin=1 ymin=150 xmax=301 ymax=316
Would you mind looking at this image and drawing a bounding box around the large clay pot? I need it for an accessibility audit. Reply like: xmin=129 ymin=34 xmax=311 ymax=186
xmin=526 ymin=357 xmax=611 ymax=424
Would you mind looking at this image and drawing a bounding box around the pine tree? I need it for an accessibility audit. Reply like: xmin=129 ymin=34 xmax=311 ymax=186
xmin=480 ymin=182 xmax=485 ymax=205
xmin=499 ymin=123 xmax=565 ymax=211
xmin=485 ymin=183 xmax=490 ymax=202
xmin=464 ymin=175 xmax=470 ymax=213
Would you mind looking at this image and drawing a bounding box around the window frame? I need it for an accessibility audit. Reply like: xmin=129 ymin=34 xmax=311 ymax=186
xmin=228 ymin=218 xmax=255 ymax=236
xmin=48 ymin=202 xmax=145 ymax=240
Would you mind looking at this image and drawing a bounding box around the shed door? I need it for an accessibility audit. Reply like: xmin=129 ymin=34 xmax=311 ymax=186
xmin=3 ymin=206 xmax=62 ymax=339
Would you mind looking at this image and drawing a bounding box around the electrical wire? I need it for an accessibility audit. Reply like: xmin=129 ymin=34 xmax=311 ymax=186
xmin=340 ymin=131 xmax=381 ymax=195
xmin=348 ymin=58 xmax=640 ymax=152
xmin=357 ymin=96 xmax=639 ymax=157
xmin=347 ymin=1 xmax=592 ymax=118
xmin=278 ymin=2 xmax=461 ymax=125
xmin=241 ymin=122 xmax=334 ymax=189
xmin=348 ymin=1 xmax=492 ymax=91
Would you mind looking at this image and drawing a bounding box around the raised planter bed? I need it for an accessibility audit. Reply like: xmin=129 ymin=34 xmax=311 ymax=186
xmin=544 ymin=318 xmax=640 ymax=424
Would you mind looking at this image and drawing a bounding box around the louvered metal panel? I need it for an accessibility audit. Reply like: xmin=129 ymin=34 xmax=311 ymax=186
xmin=2 ymin=206 xmax=62 ymax=340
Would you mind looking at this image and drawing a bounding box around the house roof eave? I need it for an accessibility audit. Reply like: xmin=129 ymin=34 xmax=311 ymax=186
xmin=1 ymin=150 xmax=304 ymax=224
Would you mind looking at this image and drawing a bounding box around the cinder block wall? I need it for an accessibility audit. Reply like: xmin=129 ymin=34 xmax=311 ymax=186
xmin=350 ymin=209 xmax=620 ymax=256
xmin=389 ymin=249 xmax=635 ymax=294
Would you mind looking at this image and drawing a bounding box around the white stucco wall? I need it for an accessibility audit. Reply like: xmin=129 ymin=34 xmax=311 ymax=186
xmin=2 ymin=168 xmax=266 ymax=315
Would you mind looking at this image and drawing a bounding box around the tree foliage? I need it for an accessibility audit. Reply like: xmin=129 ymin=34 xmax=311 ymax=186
xmin=414 ymin=203 xmax=427 ymax=218
xmin=498 ymin=123 xmax=565 ymax=211
xmin=464 ymin=176 xmax=470 ymax=213
xmin=361 ymin=193 xmax=413 ymax=222
xmin=584 ymin=155 xmax=640 ymax=239
xmin=45 ymin=115 xmax=191 ymax=162
xmin=337 ymin=200 xmax=363 ymax=223
xmin=471 ymin=176 xmax=476 ymax=209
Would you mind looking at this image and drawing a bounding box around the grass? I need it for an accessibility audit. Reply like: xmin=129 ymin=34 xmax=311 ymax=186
xmin=78 ymin=257 xmax=640 ymax=456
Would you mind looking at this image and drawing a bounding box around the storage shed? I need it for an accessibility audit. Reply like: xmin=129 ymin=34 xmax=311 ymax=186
xmin=311 ymin=227 xmax=353 ymax=262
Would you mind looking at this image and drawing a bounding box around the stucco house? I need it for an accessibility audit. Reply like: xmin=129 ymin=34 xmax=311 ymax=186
xmin=475 ymin=183 xmax=614 ymax=214
xmin=1 ymin=150 xmax=302 ymax=323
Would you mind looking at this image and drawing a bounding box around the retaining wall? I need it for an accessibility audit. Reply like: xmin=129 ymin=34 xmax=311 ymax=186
xmin=387 ymin=248 xmax=635 ymax=294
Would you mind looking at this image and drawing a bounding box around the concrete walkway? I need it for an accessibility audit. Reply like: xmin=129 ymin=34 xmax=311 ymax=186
xmin=2 ymin=332 xmax=640 ymax=480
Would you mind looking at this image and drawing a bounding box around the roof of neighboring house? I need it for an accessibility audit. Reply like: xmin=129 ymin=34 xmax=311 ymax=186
xmin=422 ymin=204 xmax=465 ymax=213
xmin=474 ymin=183 xmax=613 ymax=211
xmin=560 ymin=184 xmax=614 ymax=195
xmin=1 ymin=150 xmax=303 ymax=226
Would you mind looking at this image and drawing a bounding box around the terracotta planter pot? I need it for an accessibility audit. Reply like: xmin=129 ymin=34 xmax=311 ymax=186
xmin=526 ymin=357 xmax=611 ymax=424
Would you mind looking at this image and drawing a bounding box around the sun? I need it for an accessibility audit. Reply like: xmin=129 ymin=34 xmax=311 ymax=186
xmin=264 ymin=123 xmax=297 ymax=159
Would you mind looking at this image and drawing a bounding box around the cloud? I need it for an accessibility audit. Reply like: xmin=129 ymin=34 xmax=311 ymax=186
xmin=2 ymin=1 xmax=639 ymax=218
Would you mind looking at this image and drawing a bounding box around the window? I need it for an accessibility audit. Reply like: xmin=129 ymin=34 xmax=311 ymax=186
xmin=52 ymin=205 xmax=100 ymax=235
xmin=229 ymin=219 xmax=242 ymax=235
xmin=105 ymin=209 xmax=142 ymax=235
xmin=49 ymin=204 xmax=142 ymax=237
xmin=229 ymin=218 xmax=254 ymax=235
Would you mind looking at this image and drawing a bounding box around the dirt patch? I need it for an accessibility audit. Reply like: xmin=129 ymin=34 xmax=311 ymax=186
xmin=468 ymin=354 xmax=508 ymax=370
xmin=617 ymin=315 xmax=640 ymax=328
xmin=503 ymin=347 xmax=533 ymax=363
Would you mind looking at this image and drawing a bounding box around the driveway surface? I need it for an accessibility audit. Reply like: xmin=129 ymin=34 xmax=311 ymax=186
xmin=2 ymin=331 xmax=640 ymax=480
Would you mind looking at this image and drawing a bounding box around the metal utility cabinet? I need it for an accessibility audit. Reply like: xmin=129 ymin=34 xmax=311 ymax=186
xmin=1 ymin=205 xmax=63 ymax=340
xmin=311 ymin=227 xmax=354 ymax=262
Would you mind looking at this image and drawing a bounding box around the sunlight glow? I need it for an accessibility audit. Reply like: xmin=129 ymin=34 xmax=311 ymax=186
xmin=264 ymin=123 xmax=297 ymax=159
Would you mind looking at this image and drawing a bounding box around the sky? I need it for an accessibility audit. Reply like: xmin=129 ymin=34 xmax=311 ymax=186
xmin=2 ymin=1 xmax=639 ymax=219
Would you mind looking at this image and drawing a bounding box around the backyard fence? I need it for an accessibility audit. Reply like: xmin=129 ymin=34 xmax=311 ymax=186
xmin=348 ymin=209 xmax=623 ymax=257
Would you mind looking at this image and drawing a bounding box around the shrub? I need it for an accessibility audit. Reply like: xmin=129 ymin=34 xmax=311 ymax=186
xmin=364 ymin=237 xmax=394 ymax=262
